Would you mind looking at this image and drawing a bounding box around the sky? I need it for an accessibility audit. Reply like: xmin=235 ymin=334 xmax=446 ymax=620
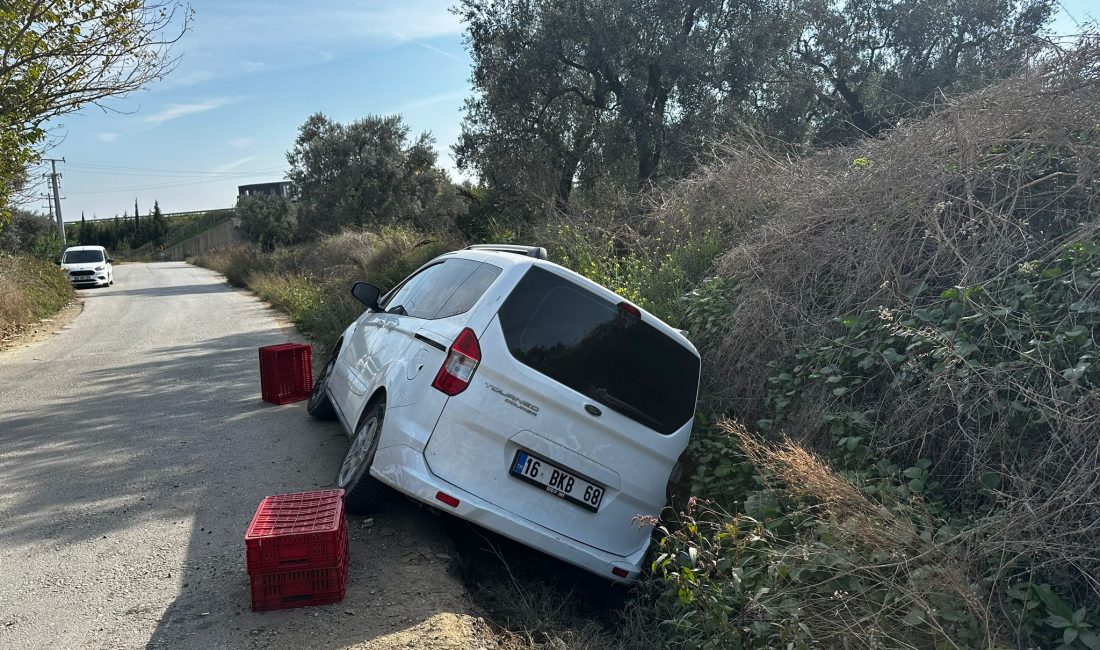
xmin=19 ymin=0 xmax=1099 ymax=222
xmin=27 ymin=0 xmax=473 ymax=221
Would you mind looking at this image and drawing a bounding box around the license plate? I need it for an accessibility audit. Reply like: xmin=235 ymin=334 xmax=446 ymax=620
xmin=510 ymin=450 xmax=604 ymax=512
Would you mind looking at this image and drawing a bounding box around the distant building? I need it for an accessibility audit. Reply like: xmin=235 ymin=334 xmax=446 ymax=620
xmin=238 ymin=181 xmax=292 ymax=199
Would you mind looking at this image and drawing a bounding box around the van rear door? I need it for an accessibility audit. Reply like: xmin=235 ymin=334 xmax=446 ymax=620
xmin=423 ymin=265 xmax=700 ymax=556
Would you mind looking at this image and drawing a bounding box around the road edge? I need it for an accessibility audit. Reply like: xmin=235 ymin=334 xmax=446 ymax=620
xmin=0 ymin=298 xmax=83 ymax=354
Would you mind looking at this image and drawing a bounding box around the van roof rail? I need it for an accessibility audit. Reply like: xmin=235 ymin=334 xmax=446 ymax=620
xmin=465 ymin=244 xmax=548 ymax=260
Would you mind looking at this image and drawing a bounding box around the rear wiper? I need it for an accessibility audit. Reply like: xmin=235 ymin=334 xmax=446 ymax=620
xmin=591 ymin=387 xmax=663 ymax=430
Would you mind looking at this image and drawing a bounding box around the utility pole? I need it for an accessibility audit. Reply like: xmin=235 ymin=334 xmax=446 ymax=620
xmin=44 ymin=158 xmax=66 ymax=244
xmin=39 ymin=193 xmax=54 ymax=221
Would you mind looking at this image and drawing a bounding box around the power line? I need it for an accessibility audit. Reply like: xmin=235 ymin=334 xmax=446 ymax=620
xmin=64 ymin=162 xmax=287 ymax=177
xmin=1057 ymin=1 xmax=1081 ymax=27
xmin=64 ymin=168 xmax=286 ymax=179
xmin=66 ymin=174 xmax=289 ymax=196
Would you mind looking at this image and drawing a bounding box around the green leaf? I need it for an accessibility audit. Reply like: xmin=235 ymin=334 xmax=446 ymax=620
xmin=1035 ymin=585 xmax=1077 ymax=620
xmin=832 ymin=386 xmax=849 ymax=396
xmin=902 ymin=607 xmax=926 ymax=626
xmin=1062 ymin=361 xmax=1091 ymax=382
xmin=957 ymin=341 xmax=978 ymax=357
xmin=1079 ymin=630 xmax=1100 ymax=650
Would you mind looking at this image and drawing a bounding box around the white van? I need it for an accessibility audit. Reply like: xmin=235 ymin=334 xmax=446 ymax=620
xmin=60 ymin=245 xmax=114 ymax=287
xmin=307 ymin=245 xmax=700 ymax=582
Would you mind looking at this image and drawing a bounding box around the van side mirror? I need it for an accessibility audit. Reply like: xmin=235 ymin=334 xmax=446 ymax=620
xmin=107 ymin=258 xmax=114 ymax=263
xmin=351 ymin=282 xmax=381 ymax=311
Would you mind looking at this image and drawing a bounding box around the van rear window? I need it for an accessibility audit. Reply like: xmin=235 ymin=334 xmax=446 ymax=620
xmin=497 ymin=267 xmax=699 ymax=435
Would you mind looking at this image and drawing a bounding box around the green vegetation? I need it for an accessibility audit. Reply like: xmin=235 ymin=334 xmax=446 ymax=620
xmin=287 ymin=113 xmax=465 ymax=236
xmin=0 ymin=254 xmax=72 ymax=337
xmin=455 ymin=0 xmax=1051 ymax=216
xmin=236 ymin=195 xmax=293 ymax=251
xmin=65 ymin=206 xmax=235 ymax=259
xmin=0 ymin=0 xmax=190 ymax=226
xmin=635 ymin=43 xmax=1100 ymax=649
xmin=0 ymin=211 xmax=74 ymax=337
xmin=193 ymin=228 xmax=458 ymax=355
xmin=189 ymin=16 xmax=1098 ymax=649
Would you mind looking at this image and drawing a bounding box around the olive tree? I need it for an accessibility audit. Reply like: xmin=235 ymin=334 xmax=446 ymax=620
xmin=0 ymin=0 xmax=191 ymax=227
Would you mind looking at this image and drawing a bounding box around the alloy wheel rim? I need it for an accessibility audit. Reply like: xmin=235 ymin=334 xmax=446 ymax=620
xmin=338 ymin=415 xmax=378 ymax=487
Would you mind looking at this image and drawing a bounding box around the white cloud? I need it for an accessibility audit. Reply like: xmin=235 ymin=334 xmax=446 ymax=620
xmin=213 ymin=156 xmax=259 ymax=173
xmin=392 ymin=90 xmax=468 ymax=114
xmin=190 ymin=1 xmax=462 ymax=49
xmin=150 ymin=2 xmax=466 ymax=90
xmin=394 ymin=33 xmax=464 ymax=62
xmin=97 ymin=132 xmax=119 ymax=143
xmin=143 ymin=97 xmax=239 ymax=124
xmin=229 ymin=137 xmax=255 ymax=150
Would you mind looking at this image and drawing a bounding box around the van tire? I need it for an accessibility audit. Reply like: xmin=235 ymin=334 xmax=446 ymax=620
xmin=338 ymin=402 xmax=387 ymax=514
xmin=307 ymin=348 xmax=339 ymax=420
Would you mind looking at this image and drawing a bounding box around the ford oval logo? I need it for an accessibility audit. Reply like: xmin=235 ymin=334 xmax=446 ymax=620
xmin=584 ymin=404 xmax=602 ymax=417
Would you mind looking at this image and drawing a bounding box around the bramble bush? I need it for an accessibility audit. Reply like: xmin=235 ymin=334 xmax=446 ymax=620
xmin=659 ymin=242 xmax=1100 ymax=649
xmin=548 ymin=220 xmax=723 ymax=325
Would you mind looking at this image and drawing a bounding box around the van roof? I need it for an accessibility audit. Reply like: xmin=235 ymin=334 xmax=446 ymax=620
xmin=63 ymin=245 xmax=106 ymax=251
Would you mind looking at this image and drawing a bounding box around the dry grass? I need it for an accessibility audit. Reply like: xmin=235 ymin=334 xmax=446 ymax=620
xmin=0 ymin=254 xmax=72 ymax=337
xmin=718 ymin=419 xmax=1004 ymax=648
xmin=0 ymin=274 xmax=31 ymax=332
xmin=646 ymin=39 xmax=1100 ymax=607
xmin=662 ymin=42 xmax=1100 ymax=415
xmin=192 ymin=226 xmax=463 ymax=355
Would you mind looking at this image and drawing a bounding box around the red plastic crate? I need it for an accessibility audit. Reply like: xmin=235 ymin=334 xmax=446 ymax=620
xmin=246 ymin=490 xmax=346 ymax=573
xmin=246 ymin=490 xmax=349 ymax=612
xmin=259 ymin=343 xmax=312 ymax=404
xmin=249 ymin=561 xmax=348 ymax=612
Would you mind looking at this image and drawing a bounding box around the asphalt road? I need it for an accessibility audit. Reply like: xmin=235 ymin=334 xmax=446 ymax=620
xmin=0 ymin=262 xmax=478 ymax=649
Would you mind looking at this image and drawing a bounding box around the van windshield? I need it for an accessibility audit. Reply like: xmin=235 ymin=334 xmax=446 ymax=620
xmin=63 ymin=250 xmax=104 ymax=264
xmin=497 ymin=267 xmax=700 ymax=435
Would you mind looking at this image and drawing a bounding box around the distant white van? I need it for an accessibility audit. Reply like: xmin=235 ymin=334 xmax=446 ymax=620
xmin=60 ymin=246 xmax=114 ymax=287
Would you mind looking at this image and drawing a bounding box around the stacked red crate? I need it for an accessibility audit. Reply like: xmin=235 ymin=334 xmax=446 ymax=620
xmin=258 ymin=343 xmax=313 ymax=404
xmin=245 ymin=489 xmax=348 ymax=612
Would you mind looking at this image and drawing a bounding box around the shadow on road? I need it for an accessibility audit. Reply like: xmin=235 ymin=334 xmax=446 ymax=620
xmin=0 ymin=292 xmax=469 ymax=647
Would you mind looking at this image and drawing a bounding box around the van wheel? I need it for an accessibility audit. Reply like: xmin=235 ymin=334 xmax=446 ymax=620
xmin=338 ymin=402 xmax=387 ymax=514
xmin=307 ymin=348 xmax=338 ymax=420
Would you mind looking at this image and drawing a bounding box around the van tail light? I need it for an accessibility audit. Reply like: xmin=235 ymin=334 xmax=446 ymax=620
xmin=431 ymin=327 xmax=481 ymax=396
xmin=618 ymin=301 xmax=641 ymax=318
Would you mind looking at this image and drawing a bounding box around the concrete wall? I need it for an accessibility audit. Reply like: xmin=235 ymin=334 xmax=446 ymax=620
xmin=160 ymin=218 xmax=244 ymax=261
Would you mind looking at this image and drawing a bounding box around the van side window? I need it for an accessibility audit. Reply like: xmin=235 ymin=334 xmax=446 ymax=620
xmin=382 ymin=262 xmax=445 ymax=317
xmin=435 ymin=263 xmax=502 ymax=319
xmin=381 ymin=259 xmax=501 ymax=320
